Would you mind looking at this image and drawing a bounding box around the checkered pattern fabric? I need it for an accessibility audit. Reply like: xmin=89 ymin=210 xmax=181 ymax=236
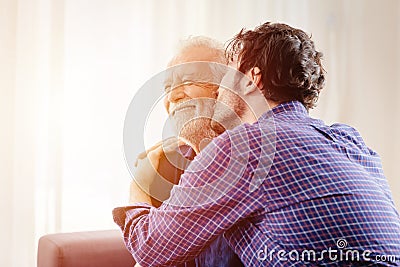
xmin=113 ymin=101 xmax=400 ymax=266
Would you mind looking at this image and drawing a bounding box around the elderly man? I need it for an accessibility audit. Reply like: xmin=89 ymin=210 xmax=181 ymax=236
xmin=115 ymin=22 xmax=400 ymax=266
xmin=130 ymin=36 xmax=243 ymax=266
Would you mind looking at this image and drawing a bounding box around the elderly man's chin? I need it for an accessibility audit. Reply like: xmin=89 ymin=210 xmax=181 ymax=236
xmin=177 ymin=118 xmax=218 ymax=149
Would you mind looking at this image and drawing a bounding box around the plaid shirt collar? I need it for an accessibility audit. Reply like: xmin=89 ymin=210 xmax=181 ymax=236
xmin=259 ymin=100 xmax=309 ymax=122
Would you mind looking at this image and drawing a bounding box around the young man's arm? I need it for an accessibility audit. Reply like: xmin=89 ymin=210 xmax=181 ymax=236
xmin=113 ymin=131 xmax=264 ymax=266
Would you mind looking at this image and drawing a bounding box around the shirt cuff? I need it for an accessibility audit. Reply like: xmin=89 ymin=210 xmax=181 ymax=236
xmin=112 ymin=203 xmax=152 ymax=229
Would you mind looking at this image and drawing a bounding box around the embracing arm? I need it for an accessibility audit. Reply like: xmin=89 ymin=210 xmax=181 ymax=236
xmin=113 ymin=133 xmax=264 ymax=266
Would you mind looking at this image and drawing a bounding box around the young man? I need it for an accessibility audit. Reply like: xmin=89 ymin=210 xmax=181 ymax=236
xmin=115 ymin=23 xmax=400 ymax=266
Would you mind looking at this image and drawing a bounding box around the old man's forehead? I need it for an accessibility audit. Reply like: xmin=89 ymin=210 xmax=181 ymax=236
xmin=163 ymin=62 xmax=225 ymax=86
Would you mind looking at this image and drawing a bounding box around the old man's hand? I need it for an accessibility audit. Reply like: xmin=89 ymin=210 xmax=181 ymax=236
xmin=130 ymin=137 xmax=183 ymax=204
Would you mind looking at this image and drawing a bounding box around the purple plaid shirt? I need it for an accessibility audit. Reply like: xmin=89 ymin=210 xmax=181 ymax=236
xmin=114 ymin=101 xmax=400 ymax=266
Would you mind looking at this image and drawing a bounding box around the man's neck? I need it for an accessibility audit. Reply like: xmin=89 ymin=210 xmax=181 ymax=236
xmin=241 ymin=98 xmax=279 ymax=124
xmin=267 ymin=99 xmax=279 ymax=110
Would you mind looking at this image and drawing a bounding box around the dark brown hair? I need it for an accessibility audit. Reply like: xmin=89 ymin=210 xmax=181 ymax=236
xmin=226 ymin=22 xmax=326 ymax=110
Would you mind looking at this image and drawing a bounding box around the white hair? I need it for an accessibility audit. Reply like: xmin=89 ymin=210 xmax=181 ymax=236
xmin=173 ymin=35 xmax=226 ymax=64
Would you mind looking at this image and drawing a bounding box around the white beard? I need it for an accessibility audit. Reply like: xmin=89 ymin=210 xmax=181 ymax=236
xmin=171 ymin=98 xmax=218 ymax=150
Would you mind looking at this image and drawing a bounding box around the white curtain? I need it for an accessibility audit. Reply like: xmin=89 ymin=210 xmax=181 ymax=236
xmin=1 ymin=0 xmax=399 ymax=266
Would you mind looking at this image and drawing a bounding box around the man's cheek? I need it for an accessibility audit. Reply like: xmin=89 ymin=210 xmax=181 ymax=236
xmin=216 ymin=89 xmax=231 ymax=108
xmin=211 ymin=101 xmax=236 ymax=133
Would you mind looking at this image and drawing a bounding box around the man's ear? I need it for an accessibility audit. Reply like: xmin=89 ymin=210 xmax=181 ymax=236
xmin=244 ymin=67 xmax=263 ymax=95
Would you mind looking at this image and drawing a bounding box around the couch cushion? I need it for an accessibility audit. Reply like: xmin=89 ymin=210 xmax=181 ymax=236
xmin=37 ymin=230 xmax=135 ymax=267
